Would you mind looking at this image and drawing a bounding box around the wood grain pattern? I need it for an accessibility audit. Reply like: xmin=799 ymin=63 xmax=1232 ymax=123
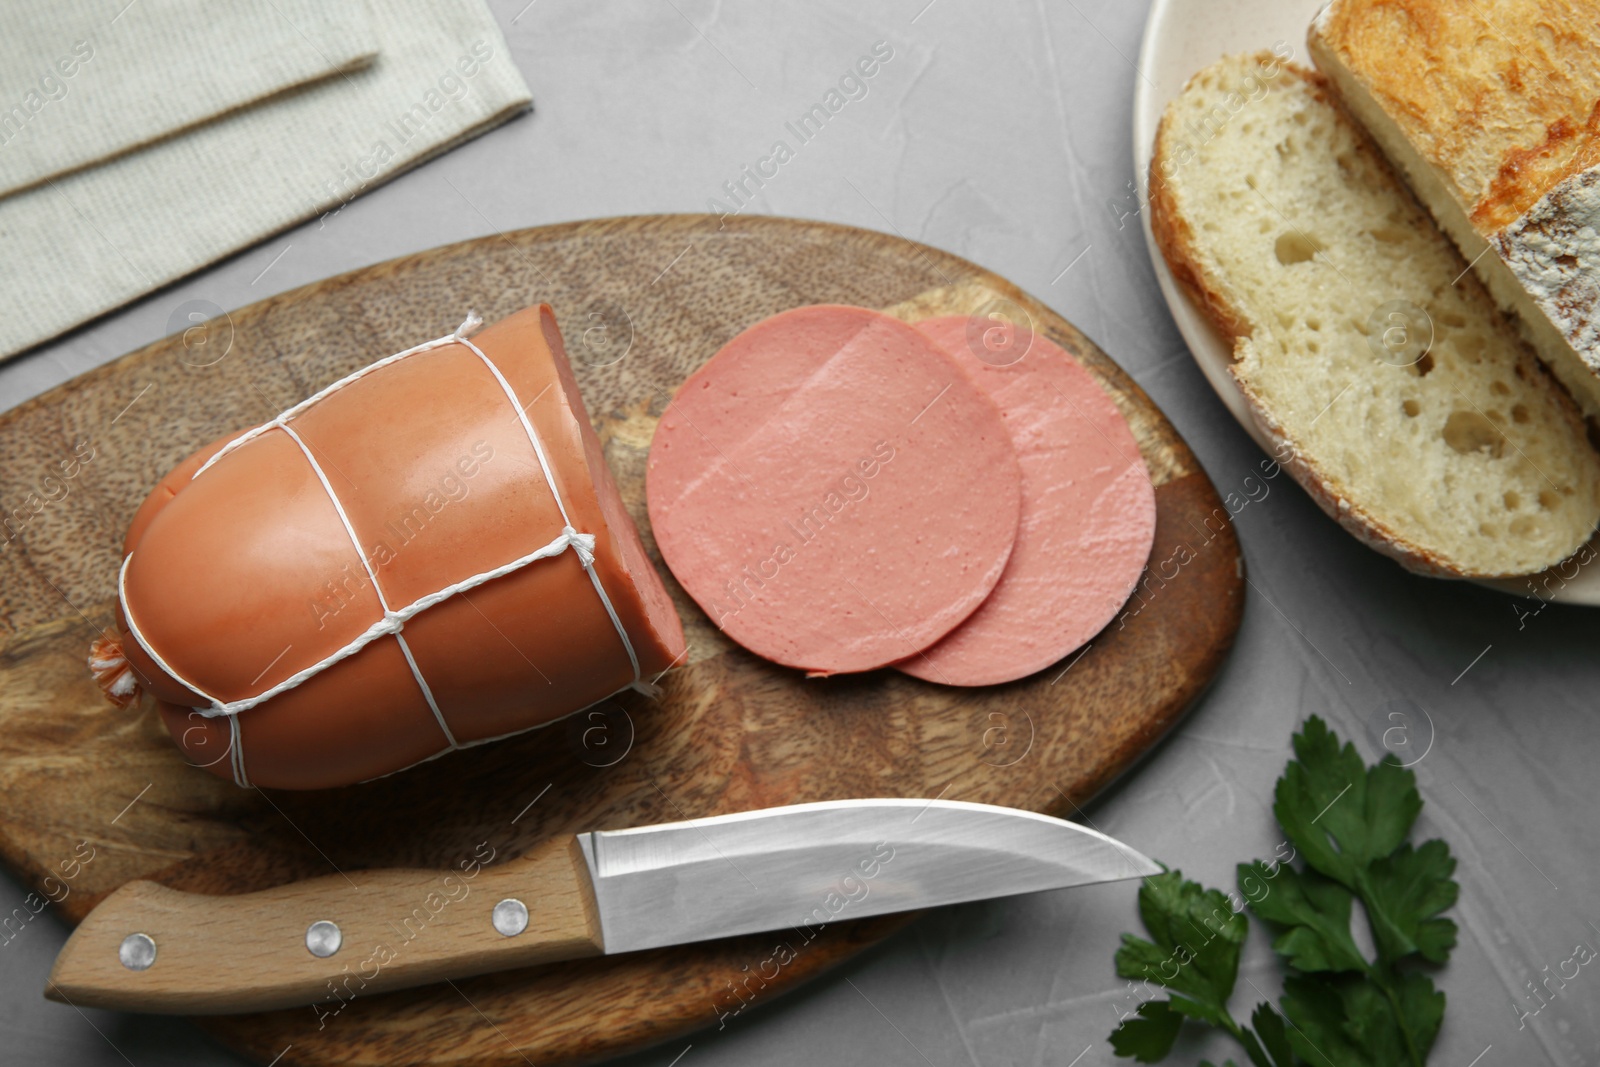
xmin=0 ymin=215 xmax=1243 ymax=1066
xmin=46 ymin=836 xmax=603 ymax=1014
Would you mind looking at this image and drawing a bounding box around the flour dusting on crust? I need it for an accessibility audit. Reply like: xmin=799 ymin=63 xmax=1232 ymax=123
xmin=1495 ymin=165 xmax=1600 ymax=377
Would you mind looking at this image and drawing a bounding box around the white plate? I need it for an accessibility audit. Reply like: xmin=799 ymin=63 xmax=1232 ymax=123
xmin=1131 ymin=0 xmax=1600 ymax=606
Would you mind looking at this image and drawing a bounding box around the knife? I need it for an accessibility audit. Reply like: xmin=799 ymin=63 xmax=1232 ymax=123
xmin=45 ymin=798 xmax=1159 ymax=1014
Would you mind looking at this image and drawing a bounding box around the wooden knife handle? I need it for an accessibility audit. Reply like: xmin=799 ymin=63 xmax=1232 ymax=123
xmin=45 ymin=834 xmax=604 ymax=1014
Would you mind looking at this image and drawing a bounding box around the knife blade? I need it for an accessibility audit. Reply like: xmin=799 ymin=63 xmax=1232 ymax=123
xmin=45 ymin=798 xmax=1158 ymax=1014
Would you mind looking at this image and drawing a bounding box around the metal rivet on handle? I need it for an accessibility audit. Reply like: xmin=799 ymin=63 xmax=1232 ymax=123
xmin=305 ymin=920 xmax=342 ymax=958
xmin=118 ymin=933 xmax=156 ymax=971
xmin=492 ymin=898 xmax=529 ymax=937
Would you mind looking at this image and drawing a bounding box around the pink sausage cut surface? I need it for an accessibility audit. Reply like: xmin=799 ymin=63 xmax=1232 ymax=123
xmin=894 ymin=316 xmax=1156 ymax=686
xmin=647 ymin=305 xmax=1023 ymax=676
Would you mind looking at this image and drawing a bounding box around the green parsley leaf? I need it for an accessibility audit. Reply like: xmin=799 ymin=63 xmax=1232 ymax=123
xmin=1238 ymin=861 xmax=1366 ymax=974
xmin=1389 ymin=971 xmax=1446 ymax=1058
xmin=1108 ymin=717 xmax=1456 ymax=1067
xmin=1362 ymin=841 xmax=1459 ymax=965
xmin=1251 ymin=1002 xmax=1296 ymax=1067
xmin=1273 ymin=717 xmax=1421 ymax=889
xmin=1278 ymin=973 xmax=1379 ymax=1066
xmin=1114 ymin=870 xmax=1248 ymax=1025
xmin=1110 ymin=1000 xmax=1184 ymax=1063
xmin=1278 ymin=970 xmax=1443 ymax=1067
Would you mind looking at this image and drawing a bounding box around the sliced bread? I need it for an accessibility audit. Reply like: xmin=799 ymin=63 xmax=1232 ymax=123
xmin=1148 ymin=53 xmax=1600 ymax=578
xmin=1309 ymin=0 xmax=1600 ymax=421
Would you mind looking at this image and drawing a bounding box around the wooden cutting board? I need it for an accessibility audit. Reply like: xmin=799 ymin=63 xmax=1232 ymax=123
xmin=0 ymin=215 xmax=1243 ymax=1067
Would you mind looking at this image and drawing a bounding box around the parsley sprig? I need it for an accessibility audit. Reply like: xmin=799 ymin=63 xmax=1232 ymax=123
xmin=1109 ymin=716 xmax=1458 ymax=1066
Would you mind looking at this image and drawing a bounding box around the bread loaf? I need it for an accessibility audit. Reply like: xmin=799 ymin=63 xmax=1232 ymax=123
xmin=1148 ymin=53 xmax=1600 ymax=577
xmin=1309 ymin=0 xmax=1600 ymax=421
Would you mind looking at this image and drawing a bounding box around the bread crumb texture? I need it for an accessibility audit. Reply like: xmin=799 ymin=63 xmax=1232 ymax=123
xmin=1150 ymin=54 xmax=1600 ymax=577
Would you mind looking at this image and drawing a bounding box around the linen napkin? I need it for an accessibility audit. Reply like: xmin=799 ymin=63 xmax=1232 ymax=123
xmin=0 ymin=0 xmax=532 ymax=360
xmin=0 ymin=0 xmax=379 ymax=196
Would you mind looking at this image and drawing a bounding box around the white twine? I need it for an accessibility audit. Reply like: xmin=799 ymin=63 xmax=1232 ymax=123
xmin=118 ymin=312 xmax=649 ymax=785
xmin=121 ymin=523 xmax=592 ymax=718
xmin=190 ymin=321 xmax=478 ymax=481
xmin=278 ymin=421 xmax=458 ymax=749
xmin=450 ymin=328 xmax=646 ymax=686
xmin=229 ymin=715 xmax=250 ymax=789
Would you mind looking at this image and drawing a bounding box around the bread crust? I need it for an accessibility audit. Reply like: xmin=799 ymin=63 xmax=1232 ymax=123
xmin=1312 ymin=0 xmax=1600 ymax=231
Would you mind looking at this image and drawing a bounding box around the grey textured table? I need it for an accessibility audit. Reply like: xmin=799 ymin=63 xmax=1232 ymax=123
xmin=3 ymin=2 xmax=1596 ymax=1065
